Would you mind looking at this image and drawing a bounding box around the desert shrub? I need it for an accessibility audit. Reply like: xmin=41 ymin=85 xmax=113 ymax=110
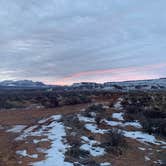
xmin=102 ymin=129 xmax=127 ymax=155
xmin=81 ymin=159 xmax=99 ymax=166
xmin=95 ymin=116 xmax=102 ymax=125
xmin=82 ymin=104 xmax=105 ymax=119
xmin=66 ymin=147 xmax=89 ymax=158
xmin=86 ymin=104 xmax=105 ymax=113
xmin=123 ymin=92 xmax=166 ymax=137
xmin=141 ymin=118 xmax=166 ymax=136
xmin=67 ymin=136 xmax=81 ymax=148
xmin=106 ymin=129 xmax=126 ymax=147
xmin=142 ymin=109 xmax=166 ymax=119
xmin=62 ymin=94 xmax=91 ymax=105
xmin=40 ymin=96 xmax=59 ymax=108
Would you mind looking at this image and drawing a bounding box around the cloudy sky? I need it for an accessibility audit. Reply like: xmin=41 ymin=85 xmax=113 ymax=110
xmin=0 ymin=0 xmax=166 ymax=85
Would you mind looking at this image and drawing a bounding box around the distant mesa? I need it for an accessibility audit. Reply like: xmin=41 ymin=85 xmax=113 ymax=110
xmin=0 ymin=78 xmax=166 ymax=91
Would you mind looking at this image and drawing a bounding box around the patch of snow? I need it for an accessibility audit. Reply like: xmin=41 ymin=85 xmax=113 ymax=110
xmin=33 ymin=138 xmax=49 ymax=144
xmin=16 ymin=150 xmax=27 ymax=157
xmin=102 ymin=105 xmax=110 ymax=109
xmin=114 ymin=98 xmax=123 ymax=110
xmin=51 ymin=115 xmax=62 ymax=121
xmin=90 ymin=112 xmax=96 ymax=117
xmin=123 ymin=130 xmax=166 ymax=145
xmin=145 ymin=156 xmax=151 ymax=161
xmin=80 ymin=144 xmax=105 ymax=157
xmin=7 ymin=125 xmax=27 ymax=133
xmin=36 ymin=148 xmax=47 ymax=153
xmin=85 ymin=124 xmax=107 ymax=134
xmin=100 ymin=162 xmax=112 ymax=166
xmin=15 ymin=125 xmax=42 ymax=141
xmin=81 ymin=136 xmax=99 ymax=145
xmin=105 ymin=119 xmax=142 ymax=128
xmin=138 ymin=147 xmax=146 ymax=151
xmin=24 ymin=125 xmax=38 ymax=133
xmin=112 ymin=113 xmax=124 ymax=121
xmin=104 ymin=120 xmax=123 ymax=127
xmin=16 ymin=150 xmax=38 ymax=159
xmin=38 ymin=118 xmax=50 ymax=124
xmin=66 ymin=127 xmax=72 ymax=130
xmin=154 ymin=160 xmax=163 ymax=164
xmin=16 ymin=116 xmax=62 ymax=141
xmin=81 ymin=136 xmax=105 ymax=157
xmin=124 ymin=121 xmax=142 ymax=128
xmin=32 ymin=115 xmax=73 ymax=166
xmin=30 ymin=154 xmax=38 ymax=159
xmin=78 ymin=114 xmax=95 ymax=123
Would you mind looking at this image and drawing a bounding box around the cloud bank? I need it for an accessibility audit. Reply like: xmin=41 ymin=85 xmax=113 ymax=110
xmin=0 ymin=0 xmax=166 ymax=84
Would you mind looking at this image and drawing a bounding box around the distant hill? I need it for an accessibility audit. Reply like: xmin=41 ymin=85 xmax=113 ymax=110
xmin=0 ymin=80 xmax=47 ymax=88
xmin=69 ymin=78 xmax=166 ymax=91
xmin=0 ymin=78 xmax=166 ymax=91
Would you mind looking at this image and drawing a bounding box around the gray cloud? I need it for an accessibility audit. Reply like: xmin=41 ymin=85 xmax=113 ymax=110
xmin=0 ymin=0 xmax=166 ymax=84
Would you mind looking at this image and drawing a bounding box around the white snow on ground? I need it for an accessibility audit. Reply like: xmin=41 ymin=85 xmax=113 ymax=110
xmin=104 ymin=120 xmax=142 ymax=128
xmin=38 ymin=118 xmax=50 ymax=124
xmin=33 ymin=138 xmax=49 ymax=144
xmin=80 ymin=144 xmax=105 ymax=157
xmin=145 ymin=156 xmax=151 ymax=161
xmin=104 ymin=119 xmax=165 ymax=145
xmin=7 ymin=125 xmax=27 ymax=133
xmin=102 ymin=105 xmax=110 ymax=109
xmin=123 ymin=130 xmax=166 ymax=145
xmin=100 ymin=162 xmax=112 ymax=166
xmin=15 ymin=125 xmax=43 ymax=141
xmin=124 ymin=121 xmax=142 ymax=129
xmin=51 ymin=115 xmax=62 ymax=121
xmin=23 ymin=125 xmax=38 ymax=133
xmin=16 ymin=150 xmax=38 ymax=159
xmin=32 ymin=115 xmax=73 ymax=166
xmin=111 ymin=112 xmax=142 ymax=128
xmin=112 ymin=113 xmax=124 ymax=121
xmin=138 ymin=147 xmax=146 ymax=151
xmin=77 ymin=114 xmax=95 ymax=123
xmin=81 ymin=136 xmax=99 ymax=144
xmin=104 ymin=120 xmax=123 ymax=127
xmin=16 ymin=116 xmax=62 ymax=141
xmin=154 ymin=160 xmax=163 ymax=164
xmin=80 ymin=136 xmax=105 ymax=157
xmin=90 ymin=112 xmax=97 ymax=117
xmin=85 ymin=124 xmax=107 ymax=134
xmin=114 ymin=98 xmax=123 ymax=110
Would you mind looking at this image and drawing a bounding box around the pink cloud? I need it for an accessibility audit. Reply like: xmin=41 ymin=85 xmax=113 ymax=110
xmin=50 ymin=63 xmax=166 ymax=85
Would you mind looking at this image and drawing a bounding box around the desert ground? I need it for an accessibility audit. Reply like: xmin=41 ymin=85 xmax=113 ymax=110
xmin=0 ymin=92 xmax=165 ymax=166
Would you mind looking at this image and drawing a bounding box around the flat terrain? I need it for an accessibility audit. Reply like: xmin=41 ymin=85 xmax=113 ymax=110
xmin=0 ymin=93 xmax=165 ymax=166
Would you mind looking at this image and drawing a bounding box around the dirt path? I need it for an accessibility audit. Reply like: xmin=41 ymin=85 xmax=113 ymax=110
xmin=0 ymin=103 xmax=91 ymax=166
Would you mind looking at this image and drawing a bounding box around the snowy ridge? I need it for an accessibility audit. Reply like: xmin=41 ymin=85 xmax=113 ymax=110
xmin=70 ymin=78 xmax=166 ymax=91
xmin=0 ymin=80 xmax=47 ymax=88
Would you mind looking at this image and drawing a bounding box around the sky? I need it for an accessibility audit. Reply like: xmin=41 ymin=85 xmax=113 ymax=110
xmin=0 ymin=0 xmax=166 ymax=85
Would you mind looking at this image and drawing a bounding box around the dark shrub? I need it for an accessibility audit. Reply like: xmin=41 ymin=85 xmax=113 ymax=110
xmin=86 ymin=104 xmax=105 ymax=113
xmin=66 ymin=147 xmax=89 ymax=158
xmin=95 ymin=116 xmax=102 ymax=125
xmin=101 ymin=129 xmax=127 ymax=155
xmin=81 ymin=159 xmax=99 ymax=166
xmin=105 ymin=129 xmax=126 ymax=147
